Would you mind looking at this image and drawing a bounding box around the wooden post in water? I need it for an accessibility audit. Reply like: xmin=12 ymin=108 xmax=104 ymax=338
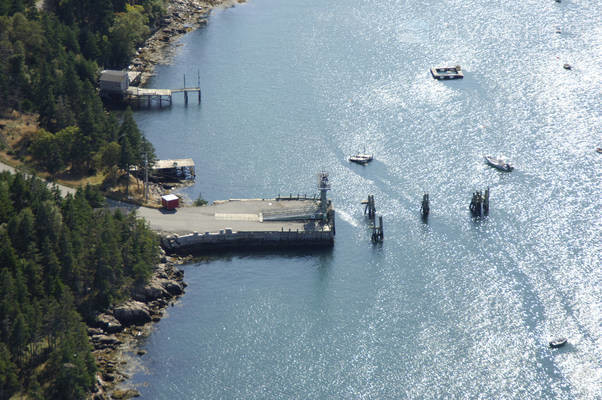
xmin=421 ymin=193 xmax=430 ymax=220
xmin=198 ymin=70 xmax=202 ymax=104
xmin=470 ymin=189 xmax=490 ymax=217
xmin=184 ymin=74 xmax=188 ymax=105
xmin=483 ymin=187 xmax=490 ymax=215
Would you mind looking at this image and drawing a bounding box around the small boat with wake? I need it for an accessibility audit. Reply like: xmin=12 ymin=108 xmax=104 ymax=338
xmin=549 ymin=337 xmax=567 ymax=348
xmin=349 ymin=153 xmax=373 ymax=165
xmin=484 ymin=155 xmax=513 ymax=172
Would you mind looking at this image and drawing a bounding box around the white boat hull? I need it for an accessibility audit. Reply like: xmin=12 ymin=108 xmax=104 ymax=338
xmin=484 ymin=155 xmax=513 ymax=172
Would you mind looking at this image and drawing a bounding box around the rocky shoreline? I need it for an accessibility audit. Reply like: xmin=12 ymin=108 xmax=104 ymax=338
xmin=88 ymin=2 xmax=253 ymax=398
xmin=88 ymin=250 xmax=190 ymax=400
xmin=130 ymin=0 xmax=247 ymax=85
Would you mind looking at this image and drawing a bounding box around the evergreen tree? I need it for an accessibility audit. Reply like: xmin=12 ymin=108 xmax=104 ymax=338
xmin=0 ymin=181 xmax=13 ymax=224
xmin=0 ymin=343 xmax=18 ymax=400
xmin=10 ymin=0 xmax=24 ymax=16
xmin=0 ymin=267 xmax=16 ymax=344
xmin=29 ymin=129 xmax=65 ymax=174
xmin=8 ymin=207 xmax=35 ymax=255
xmin=9 ymin=173 xmax=25 ymax=211
xmin=0 ymin=0 xmax=11 ymax=16
xmin=9 ymin=312 xmax=29 ymax=365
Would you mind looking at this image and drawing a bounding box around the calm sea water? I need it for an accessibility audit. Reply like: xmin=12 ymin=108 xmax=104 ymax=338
xmin=130 ymin=0 xmax=601 ymax=398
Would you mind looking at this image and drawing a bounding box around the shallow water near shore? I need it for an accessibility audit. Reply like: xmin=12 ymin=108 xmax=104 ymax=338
xmin=130 ymin=0 xmax=601 ymax=398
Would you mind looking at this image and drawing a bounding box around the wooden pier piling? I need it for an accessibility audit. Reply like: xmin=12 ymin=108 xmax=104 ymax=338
xmin=421 ymin=193 xmax=430 ymax=219
xmin=470 ymin=188 xmax=490 ymax=217
xmin=483 ymin=187 xmax=490 ymax=215
xmin=363 ymin=195 xmax=376 ymax=220
xmin=371 ymin=215 xmax=384 ymax=243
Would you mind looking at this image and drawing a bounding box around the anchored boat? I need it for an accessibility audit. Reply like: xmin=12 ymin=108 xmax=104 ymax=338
xmin=484 ymin=155 xmax=513 ymax=172
xmin=549 ymin=337 xmax=567 ymax=348
xmin=349 ymin=153 xmax=373 ymax=165
xmin=431 ymin=65 xmax=464 ymax=80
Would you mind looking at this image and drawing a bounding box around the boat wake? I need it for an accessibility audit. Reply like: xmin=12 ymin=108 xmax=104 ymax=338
xmin=337 ymin=209 xmax=360 ymax=228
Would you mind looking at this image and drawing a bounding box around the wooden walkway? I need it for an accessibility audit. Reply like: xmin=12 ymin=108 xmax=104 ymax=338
xmin=126 ymin=87 xmax=201 ymax=107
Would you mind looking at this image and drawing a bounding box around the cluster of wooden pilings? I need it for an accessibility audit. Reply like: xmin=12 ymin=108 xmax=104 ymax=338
xmin=360 ymin=189 xmax=492 ymax=244
xmin=469 ymin=187 xmax=490 ymax=217
xmin=371 ymin=216 xmax=384 ymax=243
xmin=362 ymin=195 xmax=383 ymax=243
xmin=364 ymin=195 xmax=376 ymax=219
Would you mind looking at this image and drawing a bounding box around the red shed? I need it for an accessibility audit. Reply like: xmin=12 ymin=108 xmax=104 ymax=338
xmin=161 ymin=194 xmax=179 ymax=210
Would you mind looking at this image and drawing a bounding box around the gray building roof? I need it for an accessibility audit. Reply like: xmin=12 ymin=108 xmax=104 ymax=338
xmin=100 ymin=70 xmax=128 ymax=83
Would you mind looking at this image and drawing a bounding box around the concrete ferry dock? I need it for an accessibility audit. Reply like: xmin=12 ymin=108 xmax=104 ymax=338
xmin=138 ymin=197 xmax=335 ymax=254
xmin=142 ymin=172 xmax=336 ymax=254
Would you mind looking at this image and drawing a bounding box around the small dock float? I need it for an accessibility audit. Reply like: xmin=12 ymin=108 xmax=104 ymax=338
xmin=431 ymin=65 xmax=464 ymax=80
xmin=152 ymin=158 xmax=196 ymax=181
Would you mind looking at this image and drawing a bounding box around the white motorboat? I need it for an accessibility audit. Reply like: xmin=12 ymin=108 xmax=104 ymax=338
xmin=549 ymin=337 xmax=567 ymax=348
xmin=484 ymin=155 xmax=513 ymax=172
xmin=349 ymin=153 xmax=373 ymax=165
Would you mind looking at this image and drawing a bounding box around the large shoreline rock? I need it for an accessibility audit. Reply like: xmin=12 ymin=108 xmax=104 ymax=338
xmin=95 ymin=313 xmax=124 ymax=334
xmin=131 ymin=264 xmax=186 ymax=301
xmin=113 ymin=301 xmax=152 ymax=326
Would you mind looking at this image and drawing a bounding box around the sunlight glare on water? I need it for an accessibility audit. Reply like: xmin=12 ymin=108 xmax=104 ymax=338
xmin=130 ymin=0 xmax=601 ymax=398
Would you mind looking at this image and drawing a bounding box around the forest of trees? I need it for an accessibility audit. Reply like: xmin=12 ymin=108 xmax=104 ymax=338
xmin=0 ymin=172 xmax=159 ymax=399
xmin=0 ymin=1 xmax=168 ymax=398
xmin=0 ymin=0 xmax=161 ymax=176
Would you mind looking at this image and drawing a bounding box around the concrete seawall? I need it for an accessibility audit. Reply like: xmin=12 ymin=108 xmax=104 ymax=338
xmin=161 ymin=226 xmax=334 ymax=254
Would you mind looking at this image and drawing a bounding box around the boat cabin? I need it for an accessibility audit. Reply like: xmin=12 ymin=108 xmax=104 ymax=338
xmin=431 ymin=65 xmax=464 ymax=80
